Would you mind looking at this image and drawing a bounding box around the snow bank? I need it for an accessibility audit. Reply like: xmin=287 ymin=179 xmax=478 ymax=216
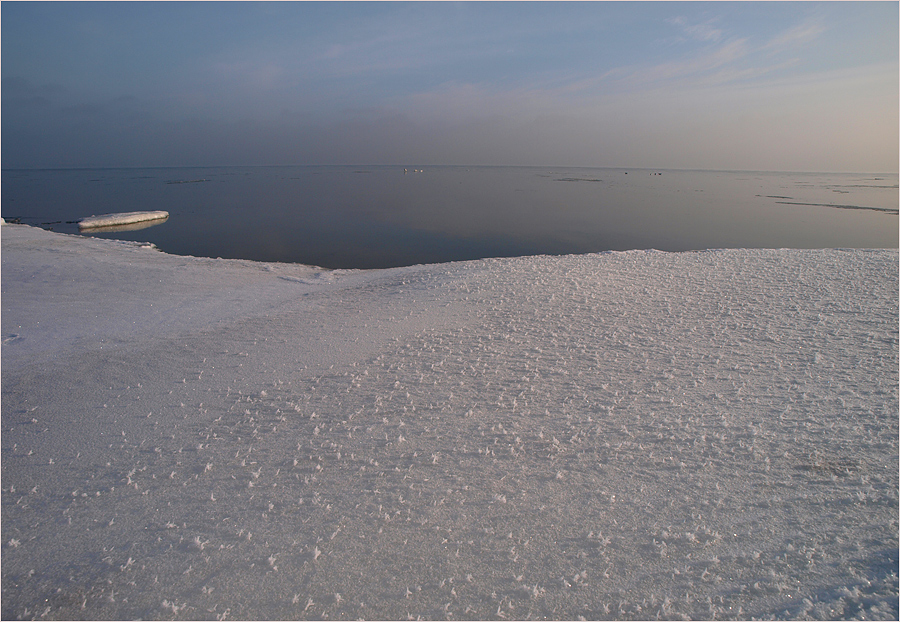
xmin=78 ymin=211 xmax=169 ymax=230
xmin=2 ymin=224 xmax=897 ymax=620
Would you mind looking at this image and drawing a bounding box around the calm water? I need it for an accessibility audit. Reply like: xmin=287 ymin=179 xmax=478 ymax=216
xmin=2 ymin=166 xmax=897 ymax=269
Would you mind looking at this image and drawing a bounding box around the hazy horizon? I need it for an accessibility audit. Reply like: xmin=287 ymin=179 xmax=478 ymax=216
xmin=3 ymin=164 xmax=899 ymax=176
xmin=3 ymin=2 xmax=897 ymax=173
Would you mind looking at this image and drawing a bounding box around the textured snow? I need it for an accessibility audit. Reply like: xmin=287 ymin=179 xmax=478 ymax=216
xmin=2 ymin=223 xmax=898 ymax=620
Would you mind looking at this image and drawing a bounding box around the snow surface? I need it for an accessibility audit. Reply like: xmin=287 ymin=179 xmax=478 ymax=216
xmin=2 ymin=223 xmax=898 ymax=621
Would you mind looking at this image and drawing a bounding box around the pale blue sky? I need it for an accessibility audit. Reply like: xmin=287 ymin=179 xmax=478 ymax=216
xmin=2 ymin=1 xmax=897 ymax=171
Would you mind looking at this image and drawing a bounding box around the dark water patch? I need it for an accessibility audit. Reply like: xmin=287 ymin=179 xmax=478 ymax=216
xmin=165 ymin=179 xmax=209 ymax=185
xmin=826 ymin=184 xmax=899 ymax=189
xmin=775 ymin=201 xmax=899 ymax=214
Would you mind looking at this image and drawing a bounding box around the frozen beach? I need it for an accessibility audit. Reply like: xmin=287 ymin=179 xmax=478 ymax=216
xmin=2 ymin=223 xmax=897 ymax=620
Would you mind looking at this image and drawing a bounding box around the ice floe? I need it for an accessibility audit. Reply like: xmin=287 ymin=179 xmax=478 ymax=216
xmin=78 ymin=211 xmax=170 ymax=230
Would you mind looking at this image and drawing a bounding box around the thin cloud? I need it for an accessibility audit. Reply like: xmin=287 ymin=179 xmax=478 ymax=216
xmin=666 ymin=16 xmax=724 ymax=43
xmin=686 ymin=58 xmax=803 ymax=89
xmin=640 ymin=38 xmax=750 ymax=82
xmin=576 ymin=15 xmax=827 ymax=96
xmin=565 ymin=37 xmax=752 ymax=95
xmin=762 ymin=20 xmax=826 ymax=52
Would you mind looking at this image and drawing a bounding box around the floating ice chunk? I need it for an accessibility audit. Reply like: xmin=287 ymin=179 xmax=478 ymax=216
xmin=78 ymin=211 xmax=169 ymax=230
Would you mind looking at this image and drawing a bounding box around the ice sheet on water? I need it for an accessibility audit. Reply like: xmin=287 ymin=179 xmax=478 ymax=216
xmin=2 ymin=224 xmax=897 ymax=620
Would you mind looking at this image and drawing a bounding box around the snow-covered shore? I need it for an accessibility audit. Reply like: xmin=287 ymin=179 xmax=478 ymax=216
xmin=2 ymin=223 xmax=897 ymax=620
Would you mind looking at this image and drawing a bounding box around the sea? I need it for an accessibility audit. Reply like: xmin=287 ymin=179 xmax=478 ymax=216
xmin=2 ymin=166 xmax=897 ymax=269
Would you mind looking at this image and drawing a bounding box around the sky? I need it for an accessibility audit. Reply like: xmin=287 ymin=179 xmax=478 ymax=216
xmin=2 ymin=1 xmax=897 ymax=172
